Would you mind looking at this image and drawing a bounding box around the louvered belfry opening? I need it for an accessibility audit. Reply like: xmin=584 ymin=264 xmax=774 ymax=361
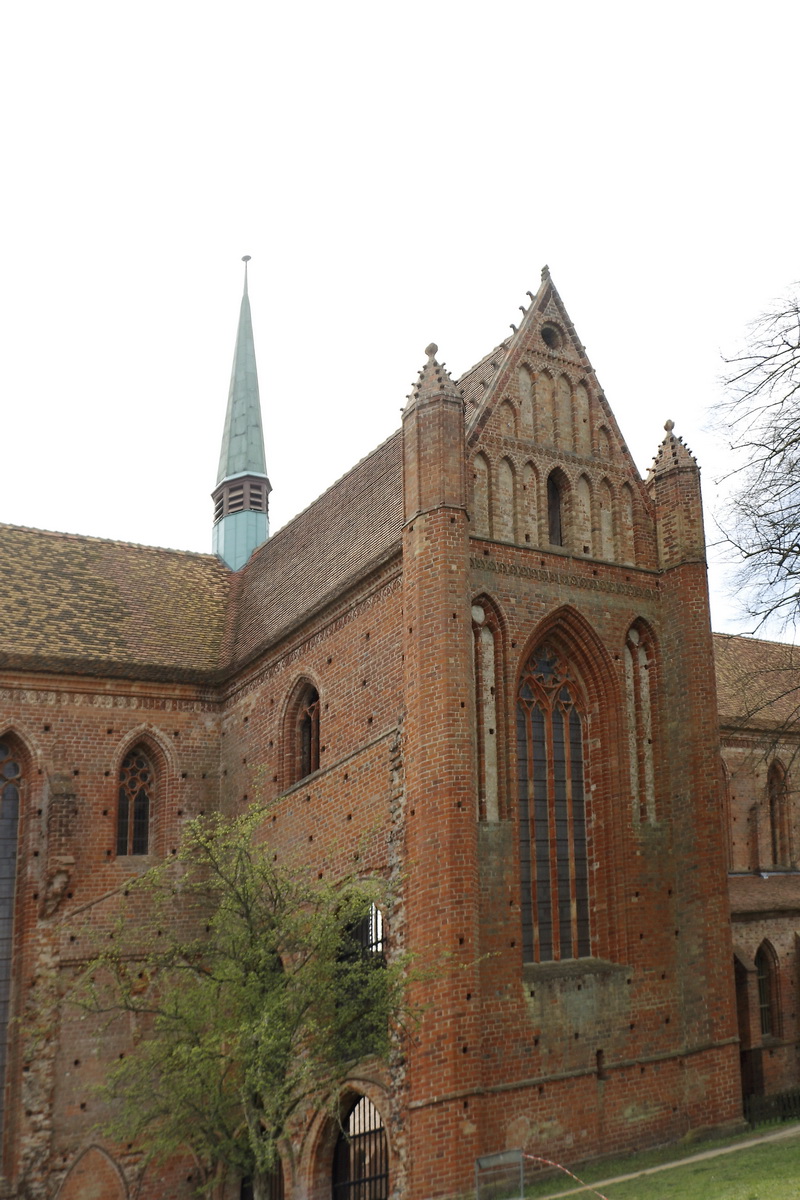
xmin=212 ymin=475 xmax=270 ymax=524
xmin=332 ymin=1096 xmax=388 ymax=1200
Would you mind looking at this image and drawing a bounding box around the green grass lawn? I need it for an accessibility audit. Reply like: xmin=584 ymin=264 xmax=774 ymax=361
xmin=521 ymin=1126 xmax=800 ymax=1200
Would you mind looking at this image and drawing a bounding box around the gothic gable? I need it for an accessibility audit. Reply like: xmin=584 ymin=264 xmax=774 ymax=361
xmin=461 ymin=269 xmax=656 ymax=567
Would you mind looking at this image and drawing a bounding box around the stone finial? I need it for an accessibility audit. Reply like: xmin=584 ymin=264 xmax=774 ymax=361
xmin=665 ymin=419 xmax=675 ymax=433
xmin=425 ymin=343 xmax=438 ymax=363
xmin=541 ymin=264 xmax=551 ymax=281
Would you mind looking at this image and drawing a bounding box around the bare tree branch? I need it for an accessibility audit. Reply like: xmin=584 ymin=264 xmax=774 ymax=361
xmin=715 ymin=286 xmax=800 ymax=630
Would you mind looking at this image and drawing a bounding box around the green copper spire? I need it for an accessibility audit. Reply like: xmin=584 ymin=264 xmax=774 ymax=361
xmin=216 ymin=256 xmax=267 ymax=484
xmin=212 ymin=257 xmax=271 ymax=571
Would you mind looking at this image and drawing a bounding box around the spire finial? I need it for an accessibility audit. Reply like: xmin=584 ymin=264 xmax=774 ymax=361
xmin=665 ymin=418 xmax=675 ymax=433
xmin=425 ymin=342 xmax=438 ymax=363
xmin=242 ymin=254 xmax=251 ymax=295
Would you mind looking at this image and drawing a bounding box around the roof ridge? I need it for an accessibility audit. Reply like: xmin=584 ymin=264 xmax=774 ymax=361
xmin=713 ymin=630 xmax=799 ymax=650
xmin=248 ymin=427 xmax=402 ymax=562
xmin=456 ymin=340 xmax=511 ymax=387
xmin=0 ymin=522 xmax=225 ymax=562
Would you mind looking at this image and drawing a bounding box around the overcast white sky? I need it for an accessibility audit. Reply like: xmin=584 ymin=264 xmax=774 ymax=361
xmin=1 ymin=1 xmax=797 ymax=636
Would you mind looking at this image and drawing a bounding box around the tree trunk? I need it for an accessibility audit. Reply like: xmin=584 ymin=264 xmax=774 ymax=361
xmin=252 ymin=1172 xmax=270 ymax=1200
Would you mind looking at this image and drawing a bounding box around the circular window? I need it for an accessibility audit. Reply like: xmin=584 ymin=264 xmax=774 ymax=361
xmin=541 ymin=324 xmax=562 ymax=350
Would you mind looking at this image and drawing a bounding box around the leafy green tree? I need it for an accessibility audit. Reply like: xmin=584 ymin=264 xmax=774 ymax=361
xmin=78 ymin=807 xmax=406 ymax=1200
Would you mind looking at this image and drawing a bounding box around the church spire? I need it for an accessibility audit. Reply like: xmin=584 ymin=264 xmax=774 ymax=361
xmin=212 ymin=256 xmax=271 ymax=571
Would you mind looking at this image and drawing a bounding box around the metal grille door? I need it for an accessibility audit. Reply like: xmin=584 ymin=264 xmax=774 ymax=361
xmin=332 ymin=1097 xmax=388 ymax=1200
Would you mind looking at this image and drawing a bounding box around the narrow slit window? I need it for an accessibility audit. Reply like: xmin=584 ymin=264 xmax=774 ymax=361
xmin=547 ymin=474 xmax=563 ymax=547
xmin=290 ymin=684 xmax=320 ymax=783
xmin=767 ymin=761 xmax=790 ymax=868
xmin=755 ymin=943 xmax=780 ymax=1038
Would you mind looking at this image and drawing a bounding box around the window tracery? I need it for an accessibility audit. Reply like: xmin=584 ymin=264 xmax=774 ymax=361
xmin=117 ymin=746 xmax=153 ymax=856
xmin=297 ymin=686 xmax=320 ymax=781
xmin=516 ymin=646 xmax=590 ymax=962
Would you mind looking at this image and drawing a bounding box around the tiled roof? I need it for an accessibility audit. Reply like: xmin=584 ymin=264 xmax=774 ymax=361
xmin=713 ymin=632 xmax=800 ymax=730
xmin=0 ymin=525 xmax=231 ymax=682
xmin=227 ymin=430 xmax=403 ymax=668
xmin=458 ymin=342 xmax=510 ymax=417
xmin=729 ymin=871 xmax=800 ymax=916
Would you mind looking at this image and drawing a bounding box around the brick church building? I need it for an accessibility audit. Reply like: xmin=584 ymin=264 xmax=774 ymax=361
xmin=0 ymin=264 xmax=797 ymax=1198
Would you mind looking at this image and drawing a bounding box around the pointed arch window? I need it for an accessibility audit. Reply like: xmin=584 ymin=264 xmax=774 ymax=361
xmin=297 ymin=685 xmax=320 ymax=781
xmin=767 ymin=761 xmax=791 ymax=868
xmin=516 ymin=646 xmax=590 ymax=962
xmin=285 ymin=681 xmax=321 ymax=786
xmin=332 ymin=1096 xmax=388 ymax=1200
xmin=720 ymin=756 xmax=734 ymax=871
xmin=117 ymin=747 xmax=153 ymax=856
xmin=547 ymin=472 xmax=564 ymax=547
xmin=0 ymin=740 xmax=21 ymax=1138
xmin=755 ymin=942 xmax=780 ymax=1038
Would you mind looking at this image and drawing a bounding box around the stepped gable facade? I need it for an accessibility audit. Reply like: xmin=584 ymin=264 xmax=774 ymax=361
xmin=0 ymin=263 xmax=788 ymax=1200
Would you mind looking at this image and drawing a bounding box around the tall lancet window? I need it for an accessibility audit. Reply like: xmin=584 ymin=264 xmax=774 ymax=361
xmin=516 ymin=646 xmax=590 ymax=962
xmin=624 ymin=624 xmax=656 ymax=824
xmin=767 ymin=761 xmax=791 ymax=868
xmin=117 ymin=747 xmax=153 ymax=856
xmin=547 ymin=471 xmax=564 ymax=547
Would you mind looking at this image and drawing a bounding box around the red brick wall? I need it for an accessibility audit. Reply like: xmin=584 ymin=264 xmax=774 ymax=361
xmin=0 ymin=359 xmax=750 ymax=1199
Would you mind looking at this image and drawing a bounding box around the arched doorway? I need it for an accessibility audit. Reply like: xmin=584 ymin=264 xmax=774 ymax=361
xmin=332 ymin=1096 xmax=388 ymax=1200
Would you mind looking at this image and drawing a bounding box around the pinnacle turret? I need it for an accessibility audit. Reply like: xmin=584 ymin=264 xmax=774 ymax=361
xmin=647 ymin=419 xmax=698 ymax=479
xmin=212 ymin=258 xmax=271 ymax=571
xmin=405 ymin=343 xmax=461 ymax=411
